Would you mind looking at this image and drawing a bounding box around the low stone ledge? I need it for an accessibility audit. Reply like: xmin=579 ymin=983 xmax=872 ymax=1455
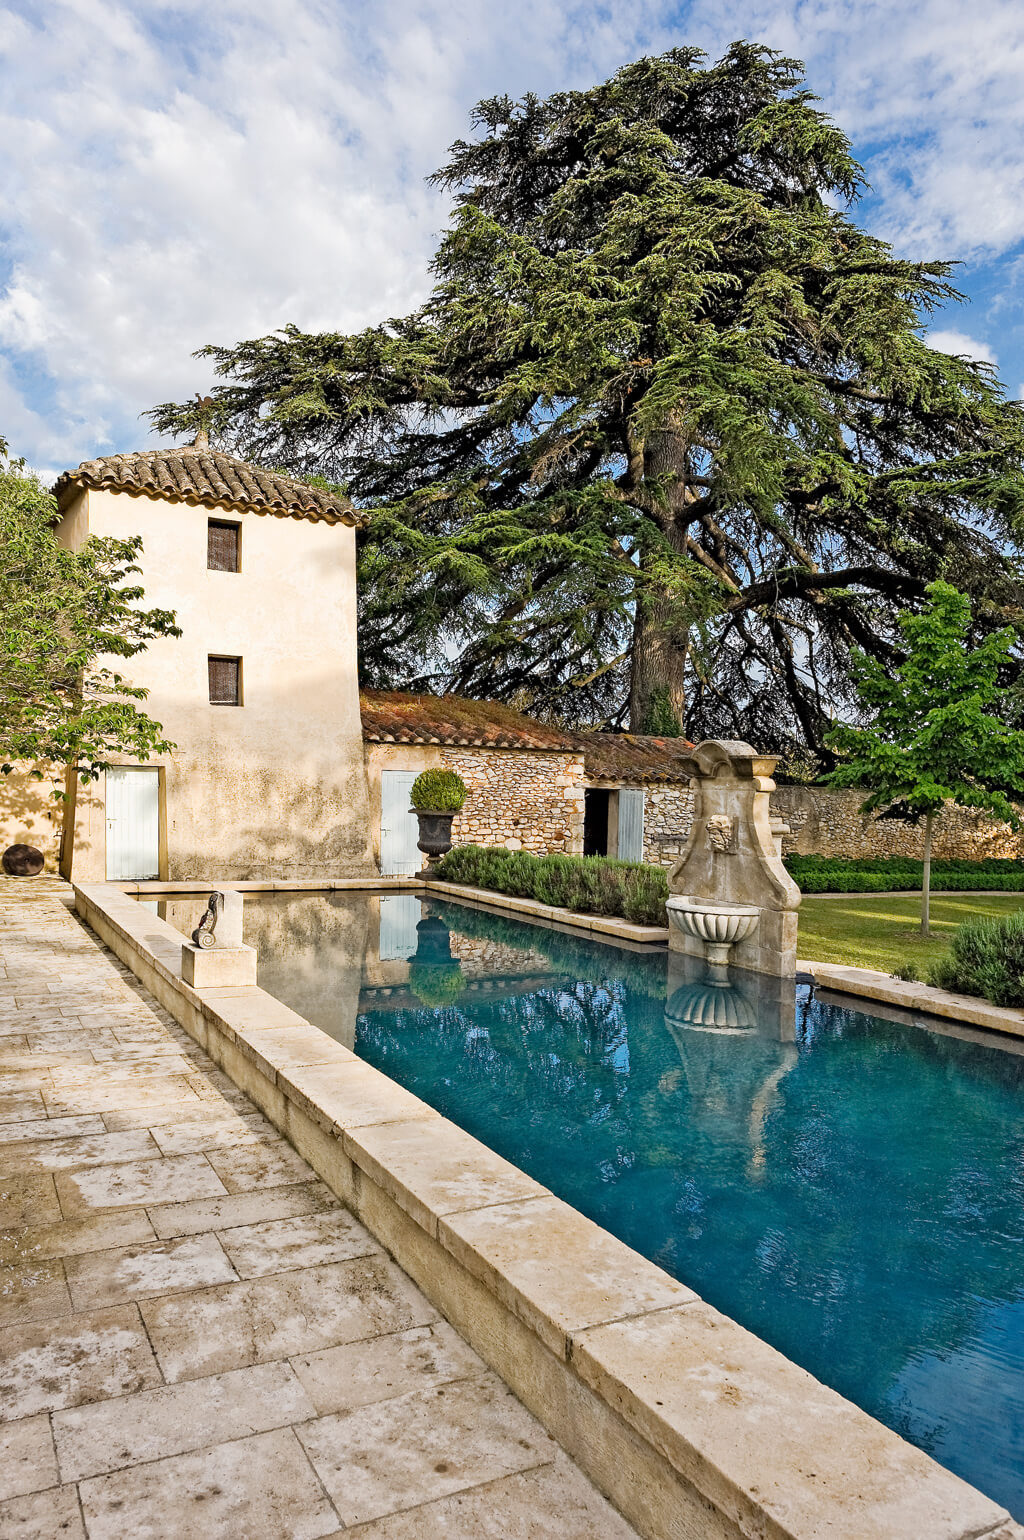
xmin=424 ymin=880 xmax=669 ymax=945
xmin=804 ymin=959 xmax=1024 ymax=1040
xmin=569 ymin=1303 xmax=1009 ymax=1540
xmin=71 ymin=880 xmax=1015 ymax=1540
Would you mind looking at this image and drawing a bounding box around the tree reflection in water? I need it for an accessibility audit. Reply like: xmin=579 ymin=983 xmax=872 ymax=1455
xmin=348 ymin=898 xmax=1024 ymax=1518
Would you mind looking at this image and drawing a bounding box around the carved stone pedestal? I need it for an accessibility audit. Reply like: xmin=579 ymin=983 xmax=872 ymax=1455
xmin=666 ymin=741 xmax=801 ymax=978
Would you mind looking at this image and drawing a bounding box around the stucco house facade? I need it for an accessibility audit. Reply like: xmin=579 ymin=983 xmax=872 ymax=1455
xmin=2 ymin=441 xmax=697 ymax=881
xmin=49 ymin=445 xmax=374 ymax=882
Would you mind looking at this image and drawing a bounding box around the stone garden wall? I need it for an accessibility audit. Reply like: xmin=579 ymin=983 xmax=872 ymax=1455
xmin=770 ymin=784 xmax=1024 ymax=860
xmin=633 ymin=781 xmax=1024 ymax=868
xmin=443 ymin=747 xmax=586 ymax=856
xmin=642 ymin=785 xmax=696 ymax=869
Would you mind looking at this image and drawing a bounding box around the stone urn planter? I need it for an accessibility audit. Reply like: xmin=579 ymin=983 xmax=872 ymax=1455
xmin=410 ymin=769 xmax=467 ymax=879
xmin=412 ymin=809 xmax=457 ymax=876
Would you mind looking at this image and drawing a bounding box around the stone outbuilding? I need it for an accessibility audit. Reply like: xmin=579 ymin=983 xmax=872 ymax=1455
xmin=360 ymin=690 xmax=696 ymax=876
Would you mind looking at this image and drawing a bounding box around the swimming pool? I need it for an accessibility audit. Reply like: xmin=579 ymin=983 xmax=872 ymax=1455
xmin=150 ymin=887 xmax=1024 ymax=1515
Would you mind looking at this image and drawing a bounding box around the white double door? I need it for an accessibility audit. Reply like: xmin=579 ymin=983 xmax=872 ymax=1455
xmin=105 ymin=768 xmax=160 ymax=880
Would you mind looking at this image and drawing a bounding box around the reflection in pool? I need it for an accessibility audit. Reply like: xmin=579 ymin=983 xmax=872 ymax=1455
xmin=146 ymin=888 xmax=1024 ymax=1514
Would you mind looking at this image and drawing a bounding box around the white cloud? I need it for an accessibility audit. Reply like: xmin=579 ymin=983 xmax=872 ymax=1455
xmin=927 ymin=329 xmax=998 ymax=365
xmin=1 ymin=0 xmax=1023 ymax=471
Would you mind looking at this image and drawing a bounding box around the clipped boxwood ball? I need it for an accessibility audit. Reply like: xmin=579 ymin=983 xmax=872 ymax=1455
xmin=2 ymin=844 xmax=44 ymax=877
xmin=410 ymin=769 xmax=467 ymax=812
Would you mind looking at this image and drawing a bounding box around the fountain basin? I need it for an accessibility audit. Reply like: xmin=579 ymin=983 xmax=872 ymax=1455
xmin=666 ymin=896 xmax=760 ymax=966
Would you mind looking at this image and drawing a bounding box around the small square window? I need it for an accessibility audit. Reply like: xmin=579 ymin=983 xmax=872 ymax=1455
xmin=209 ymin=656 xmax=242 ymax=705
xmin=207 ymin=520 xmax=240 ymax=572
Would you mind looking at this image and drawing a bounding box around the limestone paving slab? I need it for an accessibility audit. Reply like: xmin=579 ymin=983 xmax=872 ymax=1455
xmin=0 ymin=1113 xmax=106 ymax=1144
xmin=148 ymin=1110 xmax=269 ymax=1156
xmin=0 ymin=1409 xmax=58 ymax=1500
xmin=342 ymin=1456 xmax=642 ymax=1538
xmin=0 ymin=881 xmax=643 ymax=1539
xmin=0 ymin=1092 xmax=45 ymax=1123
xmin=0 ymin=1481 xmax=85 ymax=1537
xmin=216 ymin=1207 xmax=379 ymax=1277
xmin=52 ymin=1360 xmax=316 ymax=1480
xmin=0 ymin=1127 xmax=158 ymax=1175
xmin=204 ymin=1136 xmax=314 ymax=1192
xmin=291 ymin=1321 xmax=485 ymax=1415
xmin=0 ymin=1171 xmax=61 ymax=1228
xmin=0 ymin=1257 xmax=73 ymax=1325
xmin=146 ymin=1179 xmax=339 ymax=1239
xmin=141 ymin=1254 xmax=438 ymax=1382
xmin=0 ymin=1210 xmax=157 ymax=1266
xmin=0 ymin=1303 xmax=162 ymax=1420
xmin=296 ymin=1374 xmax=558 ymax=1527
xmin=78 ymin=1427 xmax=339 ymax=1540
xmin=63 ymin=1232 xmax=238 ymax=1310
xmin=55 ymin=1151 xmax=228 ymax=1215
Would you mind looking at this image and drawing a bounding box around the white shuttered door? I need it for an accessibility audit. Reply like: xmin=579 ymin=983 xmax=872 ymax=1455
xmin=380 ymin=771 xmax=420 ymax=876
xmin=617 ymin=787 xmax=645 ymax=863
xmin=105 ymin=769 xmax=160 ymax=880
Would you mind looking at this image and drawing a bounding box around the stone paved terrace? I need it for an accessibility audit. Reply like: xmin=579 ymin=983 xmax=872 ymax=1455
xmin=0 ymin=878 xmax=639 ymax=1539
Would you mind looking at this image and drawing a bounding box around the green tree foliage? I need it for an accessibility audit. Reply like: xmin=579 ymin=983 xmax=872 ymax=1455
xmin=149 ymin=43 xmax=1024 ymax=746
xmin=0 ymin=439 xmax=180 ymax=784
xmin=826 ymin=582 xmax=1024 ymax=933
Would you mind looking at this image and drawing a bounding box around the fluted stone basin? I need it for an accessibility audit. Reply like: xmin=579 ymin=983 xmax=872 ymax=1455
xmin=664 ymin=980 xmax=758 ymax=1034
xmin=666 ymin=897 xmax=760 ymax=967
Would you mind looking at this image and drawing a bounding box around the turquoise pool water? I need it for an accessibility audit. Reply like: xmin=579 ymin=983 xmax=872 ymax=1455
xmin=153 ymin=889 xmax=1024 ymax=1512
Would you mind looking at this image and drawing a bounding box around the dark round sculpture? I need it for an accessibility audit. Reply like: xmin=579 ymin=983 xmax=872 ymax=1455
xmin=2 ymin=844 xmax=45 ymax=877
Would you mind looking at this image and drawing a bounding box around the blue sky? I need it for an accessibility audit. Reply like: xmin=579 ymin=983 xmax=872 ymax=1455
xmin=2 ymin=0 xmax=1023 ymax=476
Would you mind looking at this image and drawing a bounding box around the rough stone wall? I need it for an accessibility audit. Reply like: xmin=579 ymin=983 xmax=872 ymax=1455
xmin=442 ymin=748 xmax=586 ymax=856
xmin=642 ymin=785 xmax=695 ymax=869
xmin=770 ymin=784 xmax=1024 ymax=860
xmin=447 ymin=933 xmax=556 ymax=979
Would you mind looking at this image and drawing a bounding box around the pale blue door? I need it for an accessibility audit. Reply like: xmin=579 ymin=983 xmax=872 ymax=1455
xmin=378 ymin=895 xmax=422 ymax=959
xmin=380 ymin=771 xmax=420 ymax=876
xmin=105 ymin=768 xmax=160 ymax=880
xmin=617 ymin=787 xmax=645 ymax=863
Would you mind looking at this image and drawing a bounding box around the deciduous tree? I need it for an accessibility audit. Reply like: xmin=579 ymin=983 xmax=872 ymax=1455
xmin=0 ymin=439 xmax=179 ymax=786
xmin=826 ymin=582 xmax=1024 ymax=934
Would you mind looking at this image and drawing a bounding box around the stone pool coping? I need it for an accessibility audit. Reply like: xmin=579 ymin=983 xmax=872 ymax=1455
xmin=74 ymin=880 xmax=1020 ymax=1540
xmin=802 ymin=958 xmax=1024 ymax=1041
xmin=119 ymin=876 xmax=672 ymax=946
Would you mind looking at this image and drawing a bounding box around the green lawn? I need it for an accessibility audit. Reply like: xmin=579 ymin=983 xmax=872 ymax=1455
xmin=797 ymin=892 xmax=1024 ymax=973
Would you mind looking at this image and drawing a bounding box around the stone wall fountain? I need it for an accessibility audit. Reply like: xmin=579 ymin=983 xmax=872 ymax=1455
xmin=666 ymin=741 xmax=801 ymax=978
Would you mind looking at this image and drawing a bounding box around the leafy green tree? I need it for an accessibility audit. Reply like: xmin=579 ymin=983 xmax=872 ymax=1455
xmin=826 ymin=582 xmax=1024 ymax=934
xmin=150 ymin=43 xmax=1024 ymax=744
xmin=0 ymin=439 xmax=180 ymax=787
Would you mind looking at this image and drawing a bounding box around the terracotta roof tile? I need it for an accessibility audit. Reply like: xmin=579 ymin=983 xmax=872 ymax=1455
xmin=573 ymin=730 xmax=696 ymax=784
xmin=360 ymin=691 xmax=694 ymax=783
xmin=54 ymin=448 xmax=363 ymax=526
xmin=360 ymin=690 xmax=572 ymax=752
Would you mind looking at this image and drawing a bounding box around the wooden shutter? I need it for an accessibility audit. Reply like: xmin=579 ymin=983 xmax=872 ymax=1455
xmin=209 ymin=656 xmax=241 ymax=705
xmin=617 ymin=788 xmax=645 ymax=862
xmin=207 ymin=521 xmax=240 ymax=571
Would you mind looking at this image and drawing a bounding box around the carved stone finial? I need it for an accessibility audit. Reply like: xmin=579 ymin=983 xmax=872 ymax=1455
xmin=192 ymin=394 xmax=214 ymax=452
xmin=191 ymin=892 xmax=223 ymax=949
